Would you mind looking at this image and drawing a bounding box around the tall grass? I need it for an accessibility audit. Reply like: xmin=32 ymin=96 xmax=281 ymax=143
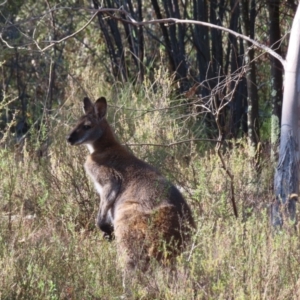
xmin=1 ymin=69 xmax=300 ymax=299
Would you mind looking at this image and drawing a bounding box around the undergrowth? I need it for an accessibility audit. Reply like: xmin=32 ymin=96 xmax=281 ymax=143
xmin=1 ymin=69 xmax=300 ymax=299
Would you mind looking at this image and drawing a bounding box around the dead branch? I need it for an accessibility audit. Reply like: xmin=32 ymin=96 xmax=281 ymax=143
xmin=0 ymin=7 xmax=286 ymax=67
xmin=124 ymin=138 xmax=220 ymax=148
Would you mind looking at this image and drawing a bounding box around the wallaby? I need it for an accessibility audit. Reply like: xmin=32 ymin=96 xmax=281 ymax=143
xmin=67 ymin=96 xmax=195 ymax=274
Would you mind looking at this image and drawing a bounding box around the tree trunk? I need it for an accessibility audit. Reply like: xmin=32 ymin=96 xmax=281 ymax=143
xmin=268 ymin=0 xmax=283 ymax=162
xmin=193 ymin=0 xmax=211 ymax=97
xmin=272 ymin=4 xmax=300 ymax=228
xmin=151 ymin=0 xmax=176 ymax=73
xmin=162 ymin=0 xmax=188 ymax=91
xmin=240 ymin=0 xmax=259 ymax=149
xmin=226 ymin=0 xmax=247 ymax=138
xmin=92 ymin=0 xmax=121 ymax=79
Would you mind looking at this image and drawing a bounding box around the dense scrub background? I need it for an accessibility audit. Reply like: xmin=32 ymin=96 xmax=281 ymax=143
xmin=1 ymin=1 xmax=300 ymax=299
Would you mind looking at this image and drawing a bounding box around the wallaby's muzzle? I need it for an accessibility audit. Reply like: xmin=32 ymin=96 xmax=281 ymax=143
xmin=66 ymin=134 xmax=75 ymax=145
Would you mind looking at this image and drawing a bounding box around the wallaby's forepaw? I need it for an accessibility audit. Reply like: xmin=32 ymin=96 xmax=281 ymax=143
xmin=103 ymin=231 xmax=115 ymax=241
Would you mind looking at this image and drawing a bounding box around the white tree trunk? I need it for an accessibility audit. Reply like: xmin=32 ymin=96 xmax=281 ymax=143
xmin=272 ymin=4 xmax=300 ymax=228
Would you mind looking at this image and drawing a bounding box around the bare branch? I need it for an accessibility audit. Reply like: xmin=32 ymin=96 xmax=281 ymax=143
xmin=124 ymin=138 xmax=220 ymax=148
xmin=0 ymin=7 xmax=286 ymax=67
xmin=98 ymin=8 xmax=286 ymax=67
xmin=38 ymin=10 xmax=100 ymax=52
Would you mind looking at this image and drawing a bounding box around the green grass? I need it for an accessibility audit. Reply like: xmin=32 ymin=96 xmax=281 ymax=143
xmin=1 ymin=70 xmax=300 ymax=299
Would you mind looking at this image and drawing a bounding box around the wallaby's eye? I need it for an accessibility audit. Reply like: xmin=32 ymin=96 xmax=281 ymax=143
xmin=82 ymin=124 xmax=91 ymax=130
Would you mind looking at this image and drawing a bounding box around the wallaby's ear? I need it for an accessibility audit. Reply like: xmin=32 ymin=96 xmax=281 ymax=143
xmin=83 ymin=97 xmax=94 ymax=114
xmin=94 ymin=97 xmax=107 ymax=118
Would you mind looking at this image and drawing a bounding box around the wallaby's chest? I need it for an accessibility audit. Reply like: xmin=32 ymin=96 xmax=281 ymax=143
xmin=84 ymin=158 xmax=121 ymax=196
xmin=85 ymin=157 xmax=111 ymax=177
xmin=93 ymin=180 xmax=104 ymax=195
xmin=84 ymin=164 xmax=105 ymax=195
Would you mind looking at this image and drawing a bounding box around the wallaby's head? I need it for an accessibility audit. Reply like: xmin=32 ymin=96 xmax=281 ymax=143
xmin=67 ymin=97 xmax=108 ymax=146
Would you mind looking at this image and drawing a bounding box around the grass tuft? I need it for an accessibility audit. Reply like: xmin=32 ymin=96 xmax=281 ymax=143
xmin=1 ymin=70 xmax=299 ymax=299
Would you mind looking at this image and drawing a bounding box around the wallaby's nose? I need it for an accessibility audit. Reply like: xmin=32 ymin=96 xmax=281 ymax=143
xmin=66 ymin=134 xmax=73 ymax=144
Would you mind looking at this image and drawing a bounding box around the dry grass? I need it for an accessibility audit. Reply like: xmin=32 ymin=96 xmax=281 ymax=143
xmin=1 ymin=70 xmax=300 ymax=299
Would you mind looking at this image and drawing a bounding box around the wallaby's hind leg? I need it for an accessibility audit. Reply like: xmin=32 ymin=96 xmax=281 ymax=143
xmin=114 ymin=222 xmax=145 ymax=296
xmin=114 ymin=214 xmax=149 ymax=271
xmin=114 ymin=204 xmax=193 ymax=291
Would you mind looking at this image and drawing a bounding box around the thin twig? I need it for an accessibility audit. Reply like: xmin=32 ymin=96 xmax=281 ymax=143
xmin=36 ymin=10 xmax=100 ymax=52
xmin=214 ymin=77 xmax=240 ymax=218
xmin=216 ymin=143 xmax=238 ymax=218
xmin=124 ymin=138 xmax=220 ymax=148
